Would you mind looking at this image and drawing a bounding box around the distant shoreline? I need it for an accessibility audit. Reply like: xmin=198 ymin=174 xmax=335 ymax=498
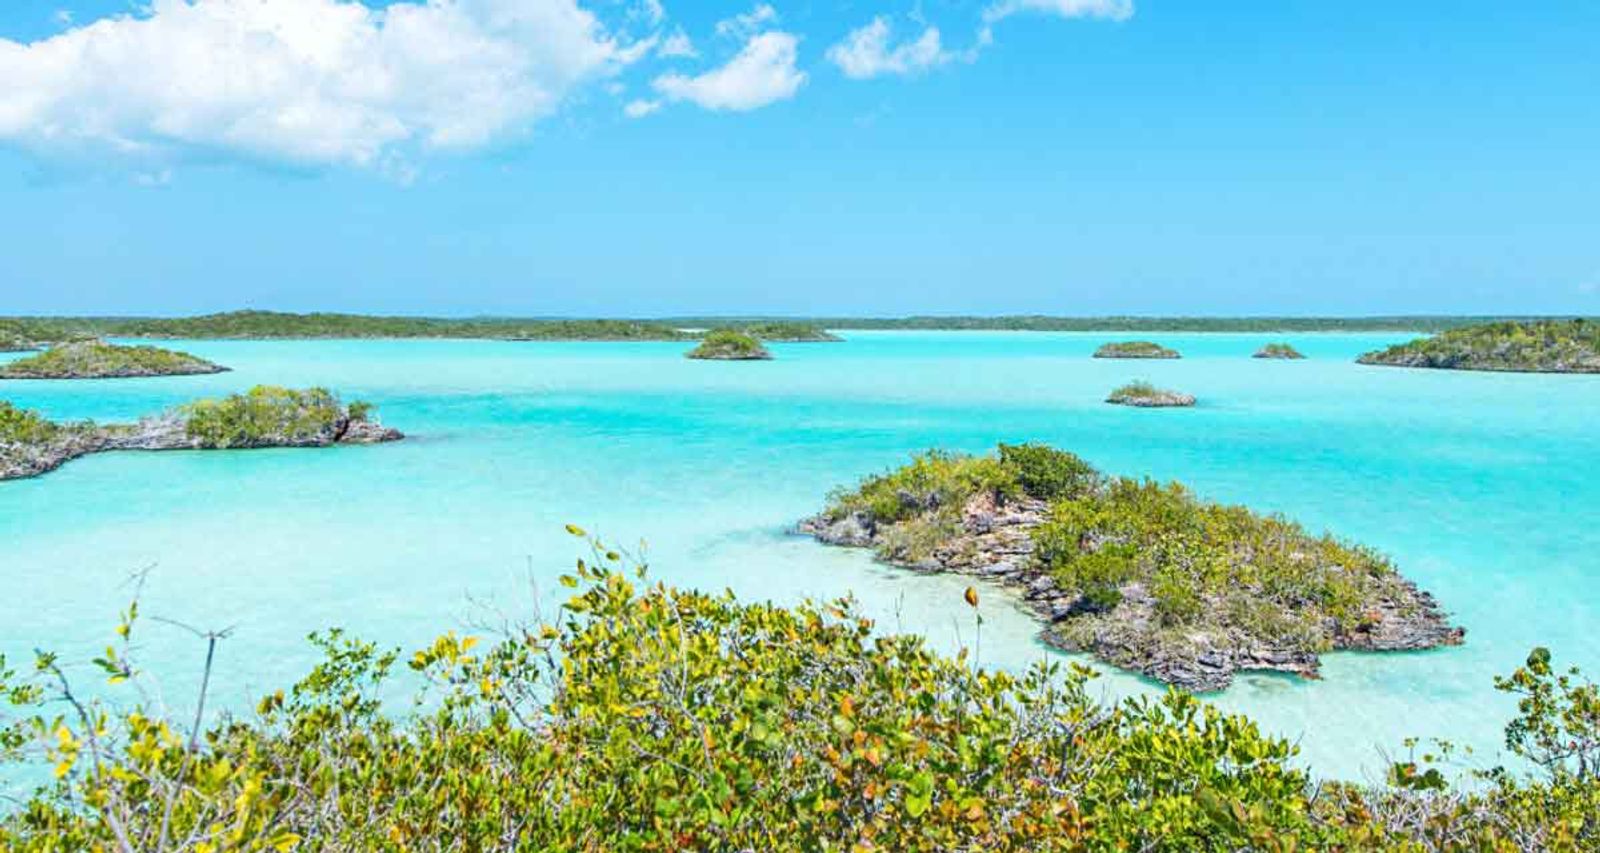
xmin=5 ymin=311 xmax=1595 ymax=343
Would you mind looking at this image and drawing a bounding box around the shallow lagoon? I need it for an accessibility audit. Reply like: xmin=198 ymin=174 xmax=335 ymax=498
xmin=3 ymin=331 xmax=1597 ymax=780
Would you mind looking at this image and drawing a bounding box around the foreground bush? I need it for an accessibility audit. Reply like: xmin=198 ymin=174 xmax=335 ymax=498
xmin=0 ymin=538 xmax=1595 ymax=850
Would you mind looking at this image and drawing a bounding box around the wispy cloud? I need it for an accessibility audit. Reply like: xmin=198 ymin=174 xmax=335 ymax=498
xmin=624 ymin=98 xmax=662 ymax=118
xmin=658 ymin=27 xmax=698 ymax=59
xmin=982 ymin=0 xmax=1135 ymax=25
xmin=652 ymin=30 xmax=805 ymax=112
xmin=827 ymin=17 xmax=954 ymax=80
xmin=715 ymin=4 xmax=779 ymax=40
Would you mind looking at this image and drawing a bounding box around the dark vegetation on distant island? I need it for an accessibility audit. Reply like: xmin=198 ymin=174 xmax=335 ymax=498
xmin=12 ymin=311 xmax=1598 ymax=344
xmin=802 ymin=444 xmax=1462 ymax=691
xmin=732 ymin=321 xmax=842 ymax=342
xmin=0 ymin=341 xmax=227 ymax=379
xmin=1093 ymin=341 xmax=1181 ymax=359
xmin=0 ymin=386 xmax=399 ymax=481
xmin=1105 ymin=381 xmax=1196 ymax=408
xmin=1254 ymin=342 xmax=1306 ymax=359
xmin=686 ymin=328 xmax=774 ymax=361
xmin=668 ymin=315 xmax=1594 ymax=333
xmin=1358 ymin=319 xmax=1600 ymax=374
xmin=2 ymin=537 xmax=1593 ymax=849
xmin=146 ymin=311 xmax=695 ymax=341
xmin=0 ymin=311 xmax=840 ymax=344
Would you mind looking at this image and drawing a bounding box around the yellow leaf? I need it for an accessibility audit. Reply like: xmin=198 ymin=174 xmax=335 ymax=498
xmin=964 ymin=587 xmax=979 ymax=608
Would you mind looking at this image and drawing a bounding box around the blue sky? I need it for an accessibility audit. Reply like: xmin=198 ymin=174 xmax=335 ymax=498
xmin=1 ymin=0 xmax=1597 ymax=317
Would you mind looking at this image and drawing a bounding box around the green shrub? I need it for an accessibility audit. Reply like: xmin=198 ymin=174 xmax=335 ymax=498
xmin=1 ymin=544 xmax=1593 ymax=850
xmin=1031 ymin=474 xmax=1405 ymax=642
xmin=0 ymin=402 xmax=61 ymax=445
xmin=827 ymin=450 xmax=1018 ymax=524
xmin=686 ymin=328 xmax=773 ymax=360
xmin=183 ymin=386 xmax=344 ymax=448
xmin=998 ymin=442 xmax=1099 ymax=500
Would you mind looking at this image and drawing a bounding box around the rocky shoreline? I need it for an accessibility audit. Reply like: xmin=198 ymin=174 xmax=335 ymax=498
xmin=2 ymin=396 xmax=401 ymax=482
xmin=801 ymin=459 xmax=1463 ymax=692
xmin=1106 ymin=385 xmax=1195 ymax=407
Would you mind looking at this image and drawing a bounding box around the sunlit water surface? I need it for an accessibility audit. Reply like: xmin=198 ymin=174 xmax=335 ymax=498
xmin=3 ymin=332 xmax=1597 ymax=781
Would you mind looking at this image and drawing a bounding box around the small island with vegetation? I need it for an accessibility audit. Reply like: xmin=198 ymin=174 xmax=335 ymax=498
xmin=1093 ymin=340 xmax=1181 ymax=359
xmin=685 ymin=329 xmax=773 ymax=361
xmin=1 ymin=386 xmax=400 ymax=481
xmin=1358 ymin=319 xmax=1600 ymax=373
xmin=801 ymin=443 xmax=1463 ymax=691
xmin=0 ymin=340 xmax=227 ymax=379
xmin=1106 ymin=381 xmax=1196 ymax=408
xmin=1254 ymin=342 xmax=1306 ymax=359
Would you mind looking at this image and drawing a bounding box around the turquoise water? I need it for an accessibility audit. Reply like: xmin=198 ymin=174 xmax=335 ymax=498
xmin=3 ymin=332 xmax=1597 ymax=781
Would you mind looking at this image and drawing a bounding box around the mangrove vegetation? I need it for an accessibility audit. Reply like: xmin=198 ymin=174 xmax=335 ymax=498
xmin=803 ymin=444 xmax=1462 ymax=691
xmin=0 ymin=386 xmax=399 ymax=481
xmin=1093 ymin=341 xmax=1181 ymax=359
xmin=1358 ymin=319 xmax=1600 ymax=373
xmin=0 ymin=545 xmax=1591 ymax=849
xmin=0 ymin=341 xmax=227 ymax=379
xmin=686 ymin=329 xmax=774 ymax=361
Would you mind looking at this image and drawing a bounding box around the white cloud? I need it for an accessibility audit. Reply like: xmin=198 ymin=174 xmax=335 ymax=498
xmin=0 ymin=0 xmax=650 ymax=171
xmin=632 ymin=0 xmax=666 ymax=27
xmin=982 ymin=0 xmax=1134 ymax=24
xmin=652 ymin=31 xmax=804 ymax=112
xmin=715 ymin=4 xmax=778 ymax=40
xmin=623 ymin=98 xmax=661 ymax=118
xmin=827 ymin=17 xmax=951 ymax=80
xmin=658 ymin=27 xmax=697 ymax=58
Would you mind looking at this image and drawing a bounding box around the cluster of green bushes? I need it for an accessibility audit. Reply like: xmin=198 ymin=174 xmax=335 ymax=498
xmin=1033 ymin=477 xmax=1385 ymax=634
xmin=0 ymin=402 xmax=62 ymax=445
xmin=825 ymin=445 xmax=1092 ymax=562
xmin=0 ymin=341 xmax=224 ymax=379
xmin=0 ymin=541 xmax=1594 ymax=849
xmin=1359 ymin=319 xmax=1600 ymax=372
xmin=182 ymin=386 xmax=354 ymax=448
xmin=686 ymin=329 xmax=773 ymax=360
